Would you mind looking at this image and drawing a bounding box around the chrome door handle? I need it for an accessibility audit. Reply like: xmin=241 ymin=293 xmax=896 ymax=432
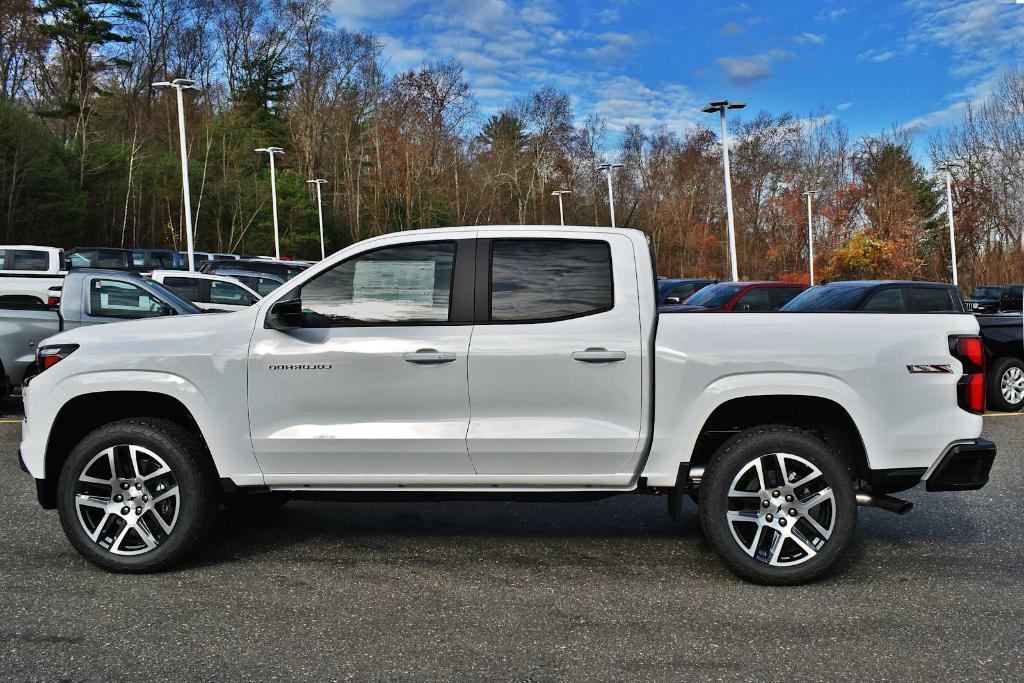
xmin=403 ymin=349 xmax=457 ymax=364
xmin=572 ymin=348 xmax=627 ymax=363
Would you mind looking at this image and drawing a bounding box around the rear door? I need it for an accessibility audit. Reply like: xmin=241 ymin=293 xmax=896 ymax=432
xmin=466 ymin=232 xmax=643 ymax=478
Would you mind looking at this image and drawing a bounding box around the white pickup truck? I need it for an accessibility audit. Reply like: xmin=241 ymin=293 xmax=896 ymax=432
xmin=18 ymin=226 xmax=996 ymax=584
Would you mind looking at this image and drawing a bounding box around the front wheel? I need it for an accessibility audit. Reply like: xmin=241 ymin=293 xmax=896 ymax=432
xmin=57 ymin=418 xmax=219 ymax=573
xmin=698 ymin=425 xmax=857 ymax=585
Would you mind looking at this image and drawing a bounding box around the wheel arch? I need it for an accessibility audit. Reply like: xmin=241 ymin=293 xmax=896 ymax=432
xmin=38 ymin=391 xmax=216 ymax=509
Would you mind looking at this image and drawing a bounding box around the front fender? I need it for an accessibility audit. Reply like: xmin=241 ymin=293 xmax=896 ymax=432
xmin=20 ymin=369 xmax=264 ymax=486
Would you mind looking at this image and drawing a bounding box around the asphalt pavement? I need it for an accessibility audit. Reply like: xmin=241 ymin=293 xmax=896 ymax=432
xmin=1 ymin=400 xmax=1022 ymax=681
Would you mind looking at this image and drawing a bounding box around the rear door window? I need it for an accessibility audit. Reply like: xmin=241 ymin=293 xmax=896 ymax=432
xmin=210 ymin=280 xmax=256 ymax=306
xmin=9 ymin=250 xmax=50 ymax=271
xmin=768 ymin=287 xmax=803 ymax=309
xmin=862 ymin=288 xmax=905 ymax=312
xmin=489 ymin=239 xmax=613 ymax=322
xmin=907 ymin=287 xmax=956 ymax=312
xmin=162 ymin=276 xmax=203 ymax=302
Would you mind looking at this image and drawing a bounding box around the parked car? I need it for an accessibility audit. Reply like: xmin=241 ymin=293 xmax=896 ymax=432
xmin=977 ymin=312 xmax=1024 ymax=412
xmin=0 ymin=245 xmax=65 ymax=305
xmin=20 ymin=226 xmax=994 ymax=584
xmin=67 ymin=248 xmax=134 ymax=271
xmin=662 ymin=281 xmax=806 ymax=312
xmin=132 ymin=249 xmax=187 ymax=271
xmin=0 ymin=270 xmax=202 ymax=398
xmin=212 ymin=269 xmax=285 ymax=296
xmin=657 ymin=277 xmax=717 ymax=306
xmin=964 ymin=285 xmax=1023 ymax=313
xmin=201 ymin=258 xmax=308 ymax=282
xmin=149 ymin=270 xmax=261 ymax=311
xmin=781 ymin=281 xmax=965 ymax=313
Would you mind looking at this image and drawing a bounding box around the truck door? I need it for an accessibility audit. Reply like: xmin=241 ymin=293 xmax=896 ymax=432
xmin=247 ymin=235 xmax=477 ymax=482
xmin=466 ymin=232 xmax=644 ymax=478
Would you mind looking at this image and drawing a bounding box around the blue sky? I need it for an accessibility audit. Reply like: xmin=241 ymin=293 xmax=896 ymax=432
xmin=330 ymin=0 xmax=1024 ymax=156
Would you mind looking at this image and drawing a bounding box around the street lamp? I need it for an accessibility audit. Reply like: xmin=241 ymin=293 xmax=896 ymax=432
xmin=802 ymin=190 xmax=819 ymax=286
xmin=254 ymin=147 xmax=285 ymax=260
xmin=307 ymin=179 xmax=328 ymax=260
xmin=702 ymin=99 xmax=746 ymax=281
xmin=551 ymin=190 xmax=571 ymax=226
xmin=152 ymin=78 xmax=201 ymax=271
xmin=938 ymin=163 xmax=959 ymax=287
xmin=596 ymin=163 xmax=623 ymax=227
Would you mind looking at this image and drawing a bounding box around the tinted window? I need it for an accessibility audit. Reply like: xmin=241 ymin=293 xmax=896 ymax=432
xmin=490 ymin=239 xmax=612 ymax=322
xmin=685 ymin=283 xmax=743 ymax=308
xmin=210 ymin=280 xmax=256 ymax=306
xmin=300 ymin=242 xmax=455 ymax=325
xmin=162 ymin=276 xmax=202 ymax=302
xmin=768 ymin=287 xmax=803 ymax=309
xmin=735 ymin=287 xmax=771 ymax=312
xmin=69 ymin=251 xmax=93 ymax=268
xmin=780 ymin=285 xmax=870 ymax=312
xmin=132 ymin=251 xmax=147 ymax=267
xmin=255 ymin=277 xmax=281 ymax=296
xmin=907 ymin=287 xmax=956 ymax=312
xmin=862 ymin=288 xmax=904 ymax=312
xmin=668 ymin=283 xmax=701 ymax=302
xmin=96 ymin=250 xmax=128 ymax=269
xmin=90 ymin=279 xmax=167 ymax=318
xmin=972 ymin=287 xmax=1001 ymax=299
xmin=9 ymin=250 xmax=49 ymax=271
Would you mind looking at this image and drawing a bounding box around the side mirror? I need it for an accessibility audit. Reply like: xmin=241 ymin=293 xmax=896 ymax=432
xmin=266 ymin=298 xmax=303 ymax=331
xmin=158 ymin=303 xmax=176 ymax=316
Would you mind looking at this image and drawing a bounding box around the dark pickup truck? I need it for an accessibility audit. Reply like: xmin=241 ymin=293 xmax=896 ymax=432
xmin=977 ymin=313 xmax=1024 ymax=411
xmin=965 ymin=285 xmax=1023 ymax=314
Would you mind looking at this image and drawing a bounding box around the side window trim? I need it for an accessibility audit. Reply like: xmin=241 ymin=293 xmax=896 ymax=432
xmin=476 ymin=236 xmax=616 ymax=325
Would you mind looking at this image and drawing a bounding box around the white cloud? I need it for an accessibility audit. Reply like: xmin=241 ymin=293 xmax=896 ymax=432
xmin=377 ymin=32 xmax=429 ymax=70
xmin=716 ymin=49 xmax=794 ymax=85
xmin=587 ymin=76 xmax=700 ymax=132
xmin=521 ymin=4 xmax=556 ymax=25
xmin=331 ymin=0 xmax=419 ymax=29
xmin=597 ymin=8 xmax=619 ymax=24
xmin=584 ymin=32 xmax=639 ymax=60
xmin=857 ymin=48 xmax=895 ymax=63
xmin=720 ymin=22 xmax=745 ymax=36
xmin=793 ymin=32 xmax=825 ymax=45
xmin=836 ymin=102 xmax=853 ymax=111
xmin=815 ymin=7 xmax=847 ymax=22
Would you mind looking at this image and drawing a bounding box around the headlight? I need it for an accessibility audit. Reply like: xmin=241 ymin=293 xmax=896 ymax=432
xmin=36 ymin=344 xmax=79 ymax=373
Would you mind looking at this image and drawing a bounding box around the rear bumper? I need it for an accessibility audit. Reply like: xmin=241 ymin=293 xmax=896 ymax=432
xmin=925 ymin=439 xmax=996 ymax=492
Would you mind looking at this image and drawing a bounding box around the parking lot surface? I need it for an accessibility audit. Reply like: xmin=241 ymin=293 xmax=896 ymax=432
xmin=1 ymin=401 xmax=1022 ymax=681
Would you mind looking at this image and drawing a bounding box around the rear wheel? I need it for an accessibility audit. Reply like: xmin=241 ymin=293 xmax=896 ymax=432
xmin=988 ymin=357 xmax=1024 ymax=413
xmin=698 ymin=425 xmax=857 ymax=585
xmin=57 ymin=418 xmax=219 ymax=573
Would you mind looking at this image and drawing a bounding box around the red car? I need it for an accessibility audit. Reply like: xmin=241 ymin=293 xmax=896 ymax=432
xmin=660 ymin=281 xmax=807 ymax=312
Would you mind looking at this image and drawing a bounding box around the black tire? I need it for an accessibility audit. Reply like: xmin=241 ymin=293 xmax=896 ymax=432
xmin=698 ymin=425 xmax=857 ymax=585
xmin=222 ymin=492 xmax=290 ymax=513
xmin=57 ymin=418 xmax=219 ymax=573
xmin=987 ymin=357 xmax=1024 ymax=413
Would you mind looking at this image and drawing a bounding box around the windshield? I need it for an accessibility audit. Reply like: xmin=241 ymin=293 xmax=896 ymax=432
xmin=683 ymin=283 xmax=742 ymax=308
xmin=146 ymin=280 xmax=203 ymax=314
xmin=780 ymin=285 xmax=870 ymax=312
xmin=971 ymin=287 xmax=1002 ymax=299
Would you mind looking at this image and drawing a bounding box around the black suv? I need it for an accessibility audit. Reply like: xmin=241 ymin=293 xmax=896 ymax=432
xmin=781 ymin=280 xmax=965 ymax=313
xmin=964 ymin=285 xmax=1024 ymax=313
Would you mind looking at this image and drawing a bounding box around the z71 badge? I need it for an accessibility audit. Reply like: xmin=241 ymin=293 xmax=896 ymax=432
xmin=906 ymin=364 xmax=953 ymax=374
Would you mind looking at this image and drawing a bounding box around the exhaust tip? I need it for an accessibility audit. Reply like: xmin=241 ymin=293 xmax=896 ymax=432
xmin=856 ymin=492 xmax=914 ymax=515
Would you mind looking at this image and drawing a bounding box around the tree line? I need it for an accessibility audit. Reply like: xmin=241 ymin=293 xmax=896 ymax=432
xmin=0 ymin=0 xmax=1021 ymax=289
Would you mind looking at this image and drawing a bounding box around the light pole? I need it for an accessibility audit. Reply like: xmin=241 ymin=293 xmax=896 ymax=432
xmin=702 ymin=99 xmax=746 ymax=281
xmin=802 ymin=190 xmax=819 ymax=285
xmin=551 ymin=190 xmax=571 ymax=225
xmin=939 ymin=164 xmax=959 ymax=287
xmin=307 ymin=178 xmax=328 ymax=260
xmin=596 ymin=163 xmax=623 ymax=227
xmin=255 ymin=147 xmax=285 ymax=259
xmin=152 ymin=78 xmax=201 ymax=271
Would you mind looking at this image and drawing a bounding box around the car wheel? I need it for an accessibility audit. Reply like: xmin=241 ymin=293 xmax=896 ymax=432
xmin=698 ymin=425 xmax=857 ymax=585
xmin=57 ymin=418 xmax=219 ymax=573
xmin=988 ymin=357 xmax=1024 ymax=413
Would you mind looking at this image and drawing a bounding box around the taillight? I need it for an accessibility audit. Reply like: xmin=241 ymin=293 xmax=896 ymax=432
xmin=36 ymin=344 xmax=78 ymax=372
xmin=950 ymin=335 xmax=985 ymax=413
xmin=46 ymin=286 xmax=62 ymax=308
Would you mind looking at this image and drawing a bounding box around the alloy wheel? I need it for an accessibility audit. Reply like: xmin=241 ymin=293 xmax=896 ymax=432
xmin=1000 ymin=366 xmax=1024 ymax=405
xmin=725 ymin=452 xmax=835 ymax=567
xmin=74 ymin=445 xmax=180 ymax=555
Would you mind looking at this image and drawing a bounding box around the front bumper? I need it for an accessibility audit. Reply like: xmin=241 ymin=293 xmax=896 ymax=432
xmin=925 ymin=439 xmax=996 ymax=492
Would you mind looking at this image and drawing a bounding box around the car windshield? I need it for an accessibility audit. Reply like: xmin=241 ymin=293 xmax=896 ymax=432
xmin=146 ymin=280 xmax=203 ymax=314
xmin=971 ymin=287 xmax=1002 ymax=299
xmin=780 ymin=284 xmax=870 ymax=312
xmin=683 ymin=283 xmax=742 ymax=308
